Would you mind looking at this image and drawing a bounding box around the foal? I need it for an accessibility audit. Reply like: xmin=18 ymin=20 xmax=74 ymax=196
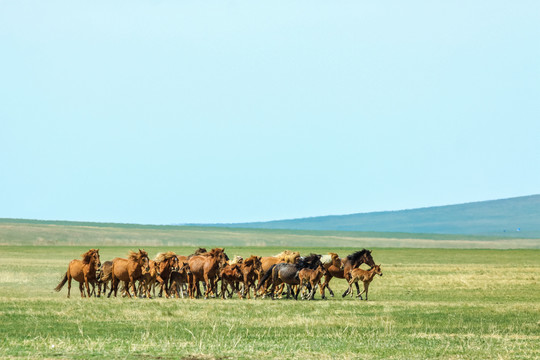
xmin=298 ymin=263 xmax=326 ymax=300
xmin=343 ymin=264 xmax=383 ymax=300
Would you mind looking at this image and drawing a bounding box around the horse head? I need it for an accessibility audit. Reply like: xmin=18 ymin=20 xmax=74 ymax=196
xmin=138 ymin=249 xmax=150 ymax=272
xmin=363 ymin=250 xmax=376 ymax=268
xmin=165 ymin=254 xmax=180 ymax=272
xmin=93 ymin=249 xmax=102 ymax=269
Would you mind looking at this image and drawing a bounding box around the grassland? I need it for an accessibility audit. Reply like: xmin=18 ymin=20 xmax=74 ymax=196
xmin=1 ymin=245 xmax=539 ymax=359
xmin=1 ymin=220 xmax=539 ymax=248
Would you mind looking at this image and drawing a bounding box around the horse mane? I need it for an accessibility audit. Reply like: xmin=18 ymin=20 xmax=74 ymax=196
xmin=320 ymin=254 xmax=332 ymax=265
xmin=194 ymin=248 xmax=207 ymax=255
xmin=296 ymin=253 xmax=322 ymax=270
xmin=128 ymin=249 xmax=148 ymax=262
xmin=154 ymin=251 xmax=177 ymax=263
xmin=80 ymin=249 xmax=96 ymax=264
xmin=209 ymin=248 xmax=229 ymax=261
xmin=346 ymin=249 xmax=372 ymax=267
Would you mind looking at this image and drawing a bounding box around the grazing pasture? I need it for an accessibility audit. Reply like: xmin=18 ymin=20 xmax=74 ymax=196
xmin=1 ymin=245 xmax=539 ymax=359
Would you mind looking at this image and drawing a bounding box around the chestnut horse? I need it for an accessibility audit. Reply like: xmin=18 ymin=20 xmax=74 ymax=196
xmin=154 ymin=252 xmax=180 ymax=298
xmin=220 ymin=263 xmax=243 ymax=299
xmin=54 ymin=249 xmax=101 ymax=298
xmin=138 ymin=260 xmax=158 ymax=298
xmin=169 ymin=260 xmax=191 ymax=299
xmin=319 ymin=252 xmax=344 ymax=299
xmin=188 ymin=248 xmax=228 ymax=299
xmin=341 ymin=249 xmax=376 ymax=298
xmin=239 ymin=255 xmax=262 ymax=299
xmin=298 ymin=262 xmax=327 ymax=300
xmin=108 ymin=249 xmax=150 ymax=298
xmin=344 ymin=264 xmax=383 ymax=300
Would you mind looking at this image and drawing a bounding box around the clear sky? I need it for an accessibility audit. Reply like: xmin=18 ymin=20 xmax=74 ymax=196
xmin=1 ymin=1 xmax=539 ymax=224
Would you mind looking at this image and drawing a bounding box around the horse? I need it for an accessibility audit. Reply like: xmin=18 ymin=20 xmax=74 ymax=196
xmin=96 ymin=260 xmax=113 ymax=297
xmin=298 ymin=262 xmax=327 ymax=300
xmin=54 ymin=249 xmax=101 ymax=298
xmin=344 ymin=264 xmax=383 ymax=300
xmin=108 ymin=249 xmax=150 ymax=298
xmin=257 ymin=250 xmax=300 ymax=294
xmin=169 ymin=260 xmax=191 ymax=299
xmin=238 ymin=255 xmax=262 ymax=299
xmin=154 ymin=252 xmax=180 ymax=298
xmin=138 ymin=260 xmax=158 ymax=298
xmin=319 ymin=252 xmax=344 ymax=299
xmin=187 ymin=248 xmax=228 ymax=299
xmin=341 ymin=249 xmax=376 ymax=298
xmin=261 ymin=254 xmax=322 ymax=300
xmin=219 ymin=263 xmax=243 ymax=299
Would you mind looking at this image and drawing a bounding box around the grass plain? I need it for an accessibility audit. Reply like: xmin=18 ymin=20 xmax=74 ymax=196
xmin=0 ymin=220 xmax=539 ymax=359
xmin=1 ymin=244 xmax=539 ymax=359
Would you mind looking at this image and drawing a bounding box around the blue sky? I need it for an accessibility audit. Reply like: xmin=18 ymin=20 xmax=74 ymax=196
xmin=1 ymin=1 xmax=539 ymax=224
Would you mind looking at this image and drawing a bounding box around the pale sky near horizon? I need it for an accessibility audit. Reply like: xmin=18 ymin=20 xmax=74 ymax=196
xmin=1 ymin=1 xmax=539 ymax=224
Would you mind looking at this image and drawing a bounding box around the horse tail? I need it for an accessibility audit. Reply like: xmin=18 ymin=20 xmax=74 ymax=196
xmin=54 ymin=272 xmax=68 ymax=292
xmin=256 ymin=265 xmax=276 ymax=291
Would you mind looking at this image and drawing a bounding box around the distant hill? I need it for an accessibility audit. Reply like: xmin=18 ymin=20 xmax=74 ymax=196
xmin=202 ymin=195 xmax=540 ymax=238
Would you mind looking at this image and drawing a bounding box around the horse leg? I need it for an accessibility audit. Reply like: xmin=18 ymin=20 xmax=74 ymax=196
xmin=360 ymin=282 xmax=370 ymax=300
xmin=84 ymin=275 xmax=91 ymax=298
xmin=67 ymin=272 xmax=72 ymax=298
xmin=79 ymin=282 xmax=85 ymax=297
xmin=129 ymin=278 xmax=138 ymax=298
xmin=355 ymin=282 xmax=361 ymax=297
xmin=322 ymin=274 xmax=334 ymax=299
xmin=221 ymin=279 xmax=226 ymax=300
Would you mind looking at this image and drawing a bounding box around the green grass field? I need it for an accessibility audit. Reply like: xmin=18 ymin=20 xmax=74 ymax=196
xmin=1 ymin=245 xmax=539 ymax=359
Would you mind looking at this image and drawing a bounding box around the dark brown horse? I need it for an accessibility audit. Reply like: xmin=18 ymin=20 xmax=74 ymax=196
xmin=108 ymin=249 xmax=150 ymax=298
xmin=341 ymin=249 xmax=376 ymax=298
xmin=96 ymin=260 xmax=113 ymax=297
xmin=188 ymin=248 xmax=228 ymax=299
xmin=54 ymin=249 xmax=101 ymax=298
xmin=262 ymin=254 xmax=323 ymax=300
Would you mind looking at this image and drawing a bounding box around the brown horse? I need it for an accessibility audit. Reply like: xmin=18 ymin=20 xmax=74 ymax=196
xmin=96 ymin=260 xmax=113 ymax=297
xmin=108 ymin=249 xmax=150 ymax=298
xmin=169 ymin=260 xmax=191 ymax=299
xmin=220 ymin=263 xmax=243 ymax=299
xmin=238 ymin=255 xmax=262 ymax=299
xmin=344 ymin=264 xmax=383 ymax=300
xmin=55 ymin=249 xmax=102 ymax=298
xmin=188 ymin=248 xmax=228 ymax=299
xmin=341 ymin=249 xmax=376 ymax=298
xmin=298 ymin=262 xmax=327 ymax=300
xmin=138 ymin=260 xmax=158 ymax=298
xmin=154 ymin=252 xmax=180 ymax=298
xmin=319 ymin=252 xmax=344 ymax=299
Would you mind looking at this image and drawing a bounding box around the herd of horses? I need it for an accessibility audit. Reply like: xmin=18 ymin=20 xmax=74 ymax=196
xmin=54 ymin=248 xmax=383 ymax=301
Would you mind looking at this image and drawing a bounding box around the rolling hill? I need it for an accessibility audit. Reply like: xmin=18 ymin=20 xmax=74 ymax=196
xmin=203 ymin=195 xmax=540 ymax=238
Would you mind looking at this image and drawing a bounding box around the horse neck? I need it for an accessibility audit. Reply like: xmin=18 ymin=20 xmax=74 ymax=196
xmin=365 ymin=268 xmax=378 ymax=280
